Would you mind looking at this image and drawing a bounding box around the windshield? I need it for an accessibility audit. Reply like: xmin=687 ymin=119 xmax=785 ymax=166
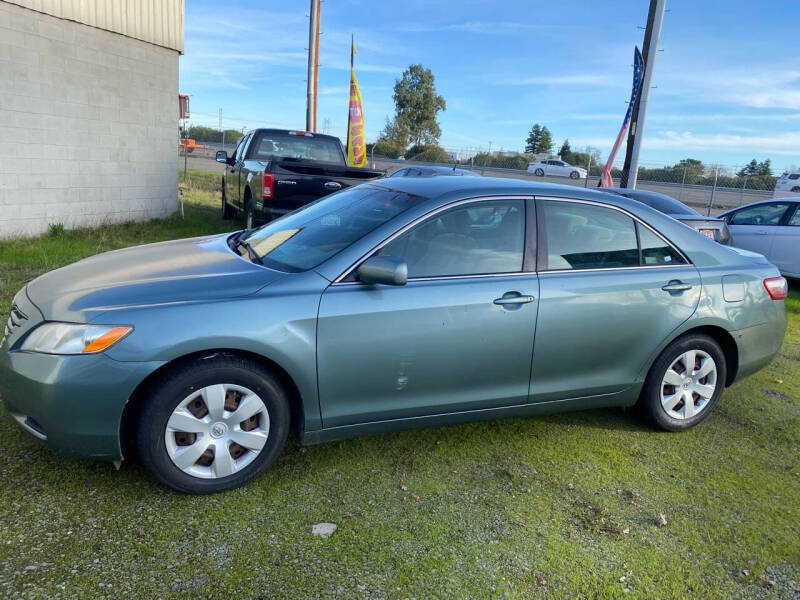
xmin=242 ymin=186 xmax=425 ymax=271
xmin=251 ymin=131 xmax=345 ymax=164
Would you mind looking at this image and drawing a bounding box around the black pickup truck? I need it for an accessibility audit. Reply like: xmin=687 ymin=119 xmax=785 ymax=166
xmin=216 ymin=128 xmax=384 ymax=226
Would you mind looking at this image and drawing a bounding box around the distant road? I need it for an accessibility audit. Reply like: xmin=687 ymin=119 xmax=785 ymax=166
xmin=180 ymin=150 xmax=771 ymax=214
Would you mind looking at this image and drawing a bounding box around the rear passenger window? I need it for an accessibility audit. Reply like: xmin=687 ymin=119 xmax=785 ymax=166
xmin=638 ymin=224 xmax=686 ymax=265
xmin=543 ymin=201 xmax=639 ymax=270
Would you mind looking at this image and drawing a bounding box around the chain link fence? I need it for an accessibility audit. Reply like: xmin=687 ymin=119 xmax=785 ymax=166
xmin=178 ymin=124 xmax=782 ymax=216
xmin=368 ymin=147 xmax=779 ymax=215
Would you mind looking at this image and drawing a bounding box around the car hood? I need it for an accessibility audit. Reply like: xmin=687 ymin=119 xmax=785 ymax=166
xmin=26 ymin=234 xmax=286 ymax=322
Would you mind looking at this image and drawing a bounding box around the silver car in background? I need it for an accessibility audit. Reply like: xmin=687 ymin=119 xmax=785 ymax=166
xmin=717 ymin=199 xmax=800 ymax=278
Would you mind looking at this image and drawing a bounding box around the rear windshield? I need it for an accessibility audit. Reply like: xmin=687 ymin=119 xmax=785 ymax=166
xmin=617 ymin=190 xmax=697 ymax=216
xmin=250 ymin=131 xmax=345 ymax=165
xmin=242 ymin=186 xmax=424 ymax=271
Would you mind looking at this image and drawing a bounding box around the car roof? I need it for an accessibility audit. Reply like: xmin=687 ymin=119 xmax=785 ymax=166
xmin=366 ymin=176 xmax=651 ymax=209
xmin=414 ymin=166 xmax=476 ymax=174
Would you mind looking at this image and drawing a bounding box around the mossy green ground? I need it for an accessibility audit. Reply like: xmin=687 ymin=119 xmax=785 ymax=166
xmin=0 ymin=171 xmax=798 ymax=598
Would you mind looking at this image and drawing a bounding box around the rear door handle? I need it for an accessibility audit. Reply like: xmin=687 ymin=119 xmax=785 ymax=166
xmin=661 ymin=280 xmax=693 ymax=292
xmin=493 ymin=294 xmax=534 ymax=305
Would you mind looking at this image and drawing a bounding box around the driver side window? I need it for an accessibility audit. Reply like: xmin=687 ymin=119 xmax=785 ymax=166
xmin=377 ymin=200 xmax=525 ymax=278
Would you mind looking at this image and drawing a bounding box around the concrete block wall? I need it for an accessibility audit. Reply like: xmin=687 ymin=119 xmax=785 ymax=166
xmin=0 ymin=1 xmax=179 ymax=238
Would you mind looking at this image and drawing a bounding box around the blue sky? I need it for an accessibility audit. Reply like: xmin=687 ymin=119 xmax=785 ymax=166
xmin=180 ymin=0 xmax=800 ymax=171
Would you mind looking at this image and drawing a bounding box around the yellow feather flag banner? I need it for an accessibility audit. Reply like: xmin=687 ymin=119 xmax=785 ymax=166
xmin=346 ymin=38 xmax=366 ymax=167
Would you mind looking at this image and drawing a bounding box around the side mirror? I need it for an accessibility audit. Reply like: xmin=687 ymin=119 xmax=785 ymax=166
xmin=216 ymin=150 xmax=229 ymax=164
xmin=357 ymin=256 xmax=407 ymax=286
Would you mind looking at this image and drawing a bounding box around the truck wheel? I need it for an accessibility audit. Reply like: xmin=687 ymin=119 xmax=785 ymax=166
xmin=221 ymin=182 xmax=234 ymax=220
xmin=136 ymin=355 xmax=290 ymax=494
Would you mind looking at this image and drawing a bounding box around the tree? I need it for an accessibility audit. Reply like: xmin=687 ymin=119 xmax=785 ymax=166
xmin=524 ymin=124 xmax=552 ymax=155
xmin=525 ymin=124 xmax=542 ymax=155
xmin=391 ymin=64 xmax=446 ymax=147
xmin=539 ymin=126 xmax=553 ymax=154
xmin=558 ymin=139 xmax=572 ymax=163
xmin=378 ymin=116 xmax=409 ymax=150
xmin=737 ymin=158 xmax=772 ymax=178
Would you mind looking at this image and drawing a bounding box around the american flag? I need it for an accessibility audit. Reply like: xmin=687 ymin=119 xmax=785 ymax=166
xmin=599 ymin=47 xmax=644 ymax=188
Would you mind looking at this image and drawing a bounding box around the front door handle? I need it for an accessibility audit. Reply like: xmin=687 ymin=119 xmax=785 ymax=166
xmin=493 ymin=293 xmax=534 ymax=305
xmin=661 ymin=280 xmax=693 ymax=292
xmin=755 ymin=230 xmax=768 ymax=235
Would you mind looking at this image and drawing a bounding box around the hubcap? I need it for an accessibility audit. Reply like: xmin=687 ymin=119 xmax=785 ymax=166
xmin=164 ymin=383 xmax=270 ymax=479
xmin=660 ymin=350 xmax=717 ymax=420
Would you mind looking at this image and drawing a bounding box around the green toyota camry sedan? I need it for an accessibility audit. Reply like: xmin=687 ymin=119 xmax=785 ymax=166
xmin=0 ymin=177 xmax=788 ymax=493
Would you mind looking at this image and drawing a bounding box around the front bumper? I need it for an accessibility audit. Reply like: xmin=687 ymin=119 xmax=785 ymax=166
xmin=0 ymin=339 xmax=163 ymax=460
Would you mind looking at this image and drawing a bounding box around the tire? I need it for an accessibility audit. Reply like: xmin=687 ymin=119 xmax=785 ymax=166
xmin=534 ymin=168 xmax=545 ymax=177
xmin=791 ymin=186 xmax=800 ymax=193
xmin=221 ymin=181 xmax=235 ymax=220
xmin=638 ymin=333 xmax=726 ymax=432
xmin=570 ymin=171 xmax=580 ymax=179
xmin=137 ymin=355 xmax=290 ymax=493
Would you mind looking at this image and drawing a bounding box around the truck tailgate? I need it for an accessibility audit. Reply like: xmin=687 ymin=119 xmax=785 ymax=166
xmin=269 ymin=161 xmax=382 ymax=215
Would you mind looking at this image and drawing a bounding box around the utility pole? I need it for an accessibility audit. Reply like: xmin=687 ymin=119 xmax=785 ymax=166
xmin=620 ymin=0 xmax=666 ymax=188
xmin=305 ymin=0 xmax=321 ymax=132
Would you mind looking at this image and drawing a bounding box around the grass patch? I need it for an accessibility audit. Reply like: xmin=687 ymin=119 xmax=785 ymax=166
xmin=0 ymin=175 xmax=798 ymax=598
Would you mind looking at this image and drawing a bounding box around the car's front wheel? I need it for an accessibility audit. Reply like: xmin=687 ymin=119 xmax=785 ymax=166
xmin=638 ymin=333 xmax=726 ymax=431
xmin=137 ymin=355 xmax=290 ymax=493
xmin=569 ymin=170 xmax=580 ymax=179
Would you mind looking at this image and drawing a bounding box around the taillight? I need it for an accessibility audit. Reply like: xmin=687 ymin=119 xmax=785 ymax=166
xmin=262 ymin=173 xmax=274 ymax=199
xmin=763 ymin=276 xmax=788 ymax=300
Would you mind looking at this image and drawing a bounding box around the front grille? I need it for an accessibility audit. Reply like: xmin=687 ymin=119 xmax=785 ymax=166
xmin=4 ymin=303 xmax=28 ymax=338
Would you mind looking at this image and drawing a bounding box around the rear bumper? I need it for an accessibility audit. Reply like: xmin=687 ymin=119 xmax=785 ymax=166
xmin=731 ymin=304 xmax=787 ymax=383
xmin=0 ymin=339 xmax=163 ymax=460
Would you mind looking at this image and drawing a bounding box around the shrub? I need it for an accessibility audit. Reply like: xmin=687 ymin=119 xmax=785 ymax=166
xmin=372 ymin=140 xmax=403 ymax=159
xmin=405 ymin=144 xmax=451 ymax=163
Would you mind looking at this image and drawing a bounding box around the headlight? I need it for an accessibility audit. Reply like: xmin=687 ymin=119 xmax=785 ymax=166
xmin=20 ymin=323 xmax=132 ymax=355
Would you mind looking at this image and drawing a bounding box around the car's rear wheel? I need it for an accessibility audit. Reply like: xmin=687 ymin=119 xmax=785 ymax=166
xmin=137 ymin=355 xmax=289 ymax=493
xmin=570 ymin=170 xmax=580 ymax=179
xmin=638 ymin=333 xmax=726 ymax=431
xmin=221 ymin=180 xmax=235 ymax=220
xmin=534 ymin=168 xmax=544 ymax=177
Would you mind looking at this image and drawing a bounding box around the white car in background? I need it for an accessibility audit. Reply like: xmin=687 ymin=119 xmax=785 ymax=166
xmin=527 ymin=159 xmax=587 ymax=179
xmin=717 ymin=198 xmax=800 ymax=278
xmin=774 ymin=171 xmax=800 ymax=196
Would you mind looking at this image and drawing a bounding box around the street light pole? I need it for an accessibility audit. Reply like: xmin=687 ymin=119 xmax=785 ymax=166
xmin=621 ymin=0 xmax=667 ymax=188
